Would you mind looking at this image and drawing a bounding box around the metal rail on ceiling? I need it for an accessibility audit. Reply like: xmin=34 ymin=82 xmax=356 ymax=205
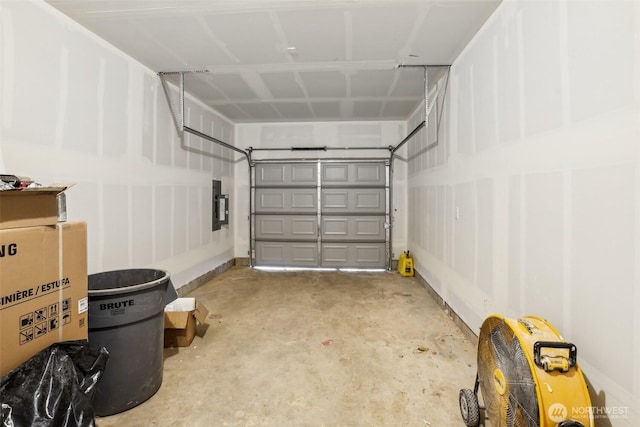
xmin=158 ymin=66 xmax=450 ymax=164
xmin=158 ymin=71 xmax=252 ymax=164
xmin=249 ymin=157 xmax=390 ymax=164
xmin=247 ymin=146 xmax=389 ymax=152
xmin=387 ymin=64 xmax=451 ymax=269
xmin=390 ymin=64 xmax=450 ymax=157
xmin=159 ymin=65 xmax=450 ymax=269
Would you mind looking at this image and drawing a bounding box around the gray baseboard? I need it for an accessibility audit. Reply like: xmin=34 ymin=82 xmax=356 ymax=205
xmin=176 ymin=258 xmax=237 ymax=297
xmin=414 ymin=270 xmax=478 ymax=344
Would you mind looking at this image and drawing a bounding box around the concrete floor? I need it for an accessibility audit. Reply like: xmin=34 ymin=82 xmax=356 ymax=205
xmin=95 ymin=266 xmax=478 ymax=427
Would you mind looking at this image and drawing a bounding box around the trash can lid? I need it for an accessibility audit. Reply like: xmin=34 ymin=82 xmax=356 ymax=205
xmin=88 ymin=268 xmax=170 ymax=296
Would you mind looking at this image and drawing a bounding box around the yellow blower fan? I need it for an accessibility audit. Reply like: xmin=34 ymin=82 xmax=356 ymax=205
xmin=459 ymin=315 xmax=593 ymax=427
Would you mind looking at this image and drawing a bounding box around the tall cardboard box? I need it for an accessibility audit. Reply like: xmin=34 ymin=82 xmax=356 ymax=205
xmin=0 ymin=222 xmax=88 ymax=376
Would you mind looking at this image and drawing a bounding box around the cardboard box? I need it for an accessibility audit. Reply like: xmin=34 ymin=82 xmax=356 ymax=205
xmin=164 ymin=298 xmax=209 ymax=347
xmin=0 ymin=184 xmax=71 ymax=230
xmin=0 ymin=222 xmax=88 ymax=376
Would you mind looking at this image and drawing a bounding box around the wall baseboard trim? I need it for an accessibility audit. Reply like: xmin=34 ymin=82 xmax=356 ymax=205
xmin=176 ymin=258 xmax=237 ymax=297
xmin=414 ymin=270 xmax=478 ymax=345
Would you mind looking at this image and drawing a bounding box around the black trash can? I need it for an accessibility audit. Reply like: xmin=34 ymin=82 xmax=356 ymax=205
xmin=87 ymin=269 xmax=177 ymax=416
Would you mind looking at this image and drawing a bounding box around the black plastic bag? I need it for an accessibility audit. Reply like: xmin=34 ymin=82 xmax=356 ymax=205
xmin=0 ymin=341 xmax=109 ymax=427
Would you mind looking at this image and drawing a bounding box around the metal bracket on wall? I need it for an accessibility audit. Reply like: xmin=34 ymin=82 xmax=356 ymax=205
xmin=158 ymin=71 xmax=252 ymax=165
xmin=390 ymin=64 xmax=451 ymax=160
xmin=387 ymin=64 xmax=451 ymax=268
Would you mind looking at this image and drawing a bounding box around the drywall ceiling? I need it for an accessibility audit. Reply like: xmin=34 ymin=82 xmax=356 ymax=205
xmin=45 ymin=0 xmax=501 ymax=123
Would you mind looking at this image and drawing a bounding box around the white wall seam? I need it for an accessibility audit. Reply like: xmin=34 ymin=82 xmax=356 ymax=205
xmin=634 ymin=162 xmax=640 ymax=407
xmin=634 ymin=0 xmax=640 ymax=402
xmin=635 ymin=0 xmax=640 ymax=406
xmin=344 ymin=10 xmax=353 ymax=62
xmin=170 ymin=185 xmax=175 ymax=260
xmin=97 ymin=182 xmax=104 ymax=272
xmin=559 ymin=0 xmax=571 ymax=126
xmin=55 ymin=47 xmax=69 ymax=148
xmin=151 ymin=79 xmax=158 ymax=264
xmin=559 ymin=0 xmax=572 ymax=340
xmin=492 ymin=34 xmax=500 ymax=145
xmin=516 ymin=10 xmax=524 ymax=141
xmin=517 ymin=161 xmax=525 ymax=320
xmin=472 ymin=181 xmax=478 ymax=289
xmin=0 ymin=6 xmax=14 ymax=131
xmin=127 ymin=184 xmax=132 ymax=268
xmin=561 ymin=171 xmax=571 ymax=338
xmin=126 ymin=64 xmax=134 ymax=157
xmin=97 ymin=58 xmax=105 ymax=157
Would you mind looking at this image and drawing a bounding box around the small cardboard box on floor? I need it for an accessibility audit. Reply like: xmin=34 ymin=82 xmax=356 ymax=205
xmin=164 ymin=298 xmax=209 ymax=347
xmin=0 ymin=222 xmax=88 ymax=376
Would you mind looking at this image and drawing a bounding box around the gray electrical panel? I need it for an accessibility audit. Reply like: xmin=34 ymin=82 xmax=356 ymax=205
xmin=212 ymin=180 xmax=229 ymax=231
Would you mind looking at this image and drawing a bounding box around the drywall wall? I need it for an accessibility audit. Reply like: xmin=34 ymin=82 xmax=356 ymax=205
xmin=0 ymin=0 xmax=239 ymax=290
xmin=233 ymin=121 xmax=407 ymax=260
xmin=406 ymin=1 xmax=639 ymax=425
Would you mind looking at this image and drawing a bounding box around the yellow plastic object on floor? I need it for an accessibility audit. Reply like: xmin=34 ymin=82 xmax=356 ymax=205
xmin=397 ymin=251 xmax=414 ymax=277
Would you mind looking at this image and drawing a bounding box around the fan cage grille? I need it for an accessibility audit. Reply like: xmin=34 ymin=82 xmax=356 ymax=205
xmin=477 ymin=317 xmax=539 ymax=427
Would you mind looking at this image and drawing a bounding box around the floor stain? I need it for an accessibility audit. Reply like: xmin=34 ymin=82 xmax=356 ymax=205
xmin=96 ymin=266 xmax=477 ymax=427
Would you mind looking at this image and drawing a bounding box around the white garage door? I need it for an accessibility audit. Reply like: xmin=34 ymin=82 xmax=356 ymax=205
xmin=252 ymin=161 xmax=389 ymax=269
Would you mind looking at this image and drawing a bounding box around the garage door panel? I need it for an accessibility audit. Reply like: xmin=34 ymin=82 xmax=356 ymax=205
xmin=321 ymin=243 xmax=386 ymax=268
xmin=322 ymin=188 xmax=385 ymax=213
xmin=322 ymin=164 xmax=348 ymax=183
xmin=258 ymin=192 xmax=285 ymax=210
xmin=256 ymin=163 xmax=317 ymax=186
xmin=321 ymin=163 xmax=385 ymax=186
xmin=291 ymin=217 xmax=317 ymax=237
xmin=256 ymin=215 xmax=317 ymax=240
xmin=354 ymin=163 xmax=384 ymax=185
xmin=291 ymin=244 xmax=318 ymax=264
xmin=256 ymin=241 xmax=318 ymax=267
xmin=257 ymin=164 xmax=286 ymax=184
xmin=291 ymin=164 xmax=317 ymax=183
xmin=257 ymin=216 xmax=285 ymax=237
xmin=322 ymin=190 xmax=349 ymax=210
xmin=256 ymin=188 xmax=317 ymax=213
xmin=257 ymin=242 xmax=284 ymax=263
xmin=322 ymin=244 xmax=348 ymax=263
xmin=354 ymin=244 xmax=385 ymax=264
xmin=322 ymin=218 xmax=348 ymax=238
xmin=321 ymin=216 xmax=385 ymax=241
xmin=354 ymin=217 xmax=385 ymax=239
xmin=355 ymin=190 xmax=384 ymax=211
xmin=291 ymin=192 xmax=316 ymax=209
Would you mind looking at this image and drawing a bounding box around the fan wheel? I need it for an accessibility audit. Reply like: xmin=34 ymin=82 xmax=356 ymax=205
xmin=459 ymin=388 xmax=480 ymax=427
